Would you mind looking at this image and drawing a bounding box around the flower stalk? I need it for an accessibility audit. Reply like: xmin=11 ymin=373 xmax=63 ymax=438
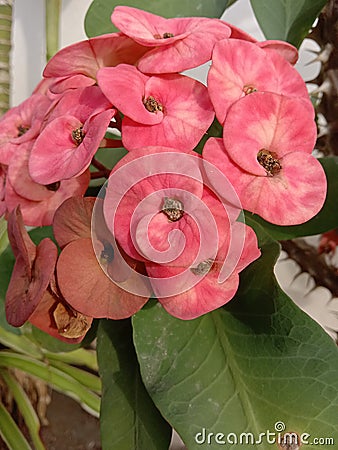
xmin=0 ymin=0 xmax=13 ymax=115
xmin=45 ymin=0 xmax=61 ymax=61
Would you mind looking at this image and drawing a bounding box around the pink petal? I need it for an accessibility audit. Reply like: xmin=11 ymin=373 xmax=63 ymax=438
xmin=57 ymin=238 xmax=148 ymax=319
xmin=103 ymin=146 xmax=204 ymax=260
xmin=45 ymin=85 xmax=113 ymax=124
xmin=8 ymin=142 xmax=55 ymax=201
xmin=29 ymin=110 xmax=114 ymax=184
xmin=0 ymin=94 xmax=52 ymax=165
xmin=48 ymin=74 xmax=96 ymax=95
xmin=97 ymin=65 xmax=162 ymax=125
xmin=208 ymin=39 xmax=279 ymax=123
xmin=203 ymin=138 xmax=327 ymax=225
xmin=6 ymin=236 xmax=57 ymax=327
xmin=53 ymin=196 xmax=95 ymax=248
xmin=5 ymin=170 xmax=90 ymax=227
xmin=235 ymin=223 xmax=261 ymax=273
xmin=267 ymin=50 xmax=312 ymax=105
xmin=44 ymin=33 xmax=148 ymax=80
xmin=259 ymin=40 xmax=298 ymax=65
xmin=222 ymin=92 xmax=317 ymax=175
xmin=7 ymin=206 xmax=36 ymax=266
xmin=112 ymin=7 xmax=230 ymax=73
xmin=147 ymin=262 xmax=239 ymax=319
xmin=122 ymin=74 xmax=214 ymax=151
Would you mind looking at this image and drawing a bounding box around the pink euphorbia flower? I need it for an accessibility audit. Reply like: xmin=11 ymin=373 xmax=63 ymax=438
xmin=103 ymin=146 xmax=206 ymax=262
xmin=0 ymin=165 xmax=6 ymax=217
xmin=146 ymin=222 xmax=260 ymax=319
xmin=5 ymin=142 xmax=90 ymax=226
xmin=54 ymin=197 xmax=150 ymax=319
xmin=222 ymin=92 xmax=317 ymax=172
xmin=203 ymin=137 xmax=327 ymax=225
xmin=0 ymin=94 xmax=52 ymax=165
xmin=43 ymin=33 xmax=148 ymax=95
xmin=29 ymin=86 xmax=115 ymax=184
xmin=97 ymin=64 xmax=214 ymax=151
xmin=225 ymin=22 xmax=299 ymax=65
xmin=111 ymin=6 xmax=231 ymax=73
xmin=208 ymin=39 xmax=311 ymax=123
xmin=5 ymin=206 xmax=58 ymax=327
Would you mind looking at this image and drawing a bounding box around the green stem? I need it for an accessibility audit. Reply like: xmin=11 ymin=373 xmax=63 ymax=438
xmin=0 ymin=0 xmax=13 ymax=114
xmin=45 ymin=0 xmax=61 ymax=61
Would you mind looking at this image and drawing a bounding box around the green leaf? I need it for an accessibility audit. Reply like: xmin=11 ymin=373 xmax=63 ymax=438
xmin=133 ymin=232 xmax=338 ymax=449
xmin=97 ymin=319 xmax=172 ymax=450
xmin=49 ymin=360 xmax=101 ymax=393
xmin=250 ymin=0 xmax=327 ymax=48
xmin=0 ymin=401 xmax=32 ymax=450
xmin=245 ymin=157 xmax=338 ymax=241
xmin=85 ymin=0 xmax=232 ymax=38
xmin=0 ymin=369 xmax=46 ymax=450
xmin=0 ymin=351 xmax=101 ymax=416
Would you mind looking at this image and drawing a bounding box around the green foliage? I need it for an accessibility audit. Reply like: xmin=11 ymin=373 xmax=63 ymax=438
xmin=245 ymin=157 xmax=338 ymax=241
xmin=85 ymin=0 xmax=234 ymax=37
xmin=0 ymin=401 xmax=32 ymax=450
xmin=97 ymin=319 xmax=172 ymax=450
xmin=133 ymin=227 xmax=338 ymax=449
xmin=250 ymin=0 xmax=327 ymax=48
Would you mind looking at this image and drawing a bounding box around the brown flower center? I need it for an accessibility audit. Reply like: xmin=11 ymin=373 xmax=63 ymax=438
xmin=45 ymin=181 xmax=61 ymax=192
xmin=190 ymin=258 xmax=214 ymax=276
xmin=143 ymin=96 xmax=163 ymax=113
xmin=17 ymin=125 xmax=30 ymax=137
xmin=243 ymin=84 xmax=257 ymax=95
xmin=72 ymin=126 xmax=85 ymax=145
xmin=257 ymin=149 xmax=282 ymax=176
xmin=154 ymin=32 xmax=174 ymax=39
xmin=162 ymin=197 xmax=184 ymax=222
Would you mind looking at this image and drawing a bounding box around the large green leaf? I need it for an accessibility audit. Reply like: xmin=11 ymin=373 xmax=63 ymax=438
xmin=85 ymin=0 xmax=233 ymax=38
xmin=250 ymin=0 xmax=327 ymax=48
xmin=97 ymin=319 xmax=172 ymax=450
xmin=245 ymin=157 xmax=338 ymax=241
xmin=133 ymin=227 xmax=338 ymax=449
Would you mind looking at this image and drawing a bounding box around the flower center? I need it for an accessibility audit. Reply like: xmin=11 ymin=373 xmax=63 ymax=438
xmin=100 ymin=243 xmax=114 ymax=264
xmin=257 ymin=149 xmax=282 ymax=176
xmin=45 ymin=181 xmax=61 ymax=191
xmin=161 ymin=197 xmax=184 ymax=222
xmin=143 ymin=96 xmax=163 ymax=113
xmin=243 ymin=84 xmax=257 ymax=95
xmin=72 ymin=126 xmax=85 ymax=145
xmin=154 ymin=32 xmax=174 ymax=39
xmin=17 ymin=125 xmax=30 ymax=136
xmin=190 ymin=258 xmax=214 ymax=276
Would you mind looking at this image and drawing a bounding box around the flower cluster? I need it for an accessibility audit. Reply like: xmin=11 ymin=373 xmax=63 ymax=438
xmin=0 ymin=7 xmax=327 ymax=340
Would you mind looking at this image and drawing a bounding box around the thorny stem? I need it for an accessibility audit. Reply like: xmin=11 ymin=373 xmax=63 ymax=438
xmin=281 ymin=239 xmax=338 ymax=298
xmin=90 ymin=170 xmax=110 ymax=179
xmin=111 ymin=112 xmax=122 ymax=131
xmin=91 ymin=158 xmax=110 ymax=179
xmin=99 ymin=138 xmax=123 ymax=148
xmin=308 ymin=0 xmax=338 ymax=156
